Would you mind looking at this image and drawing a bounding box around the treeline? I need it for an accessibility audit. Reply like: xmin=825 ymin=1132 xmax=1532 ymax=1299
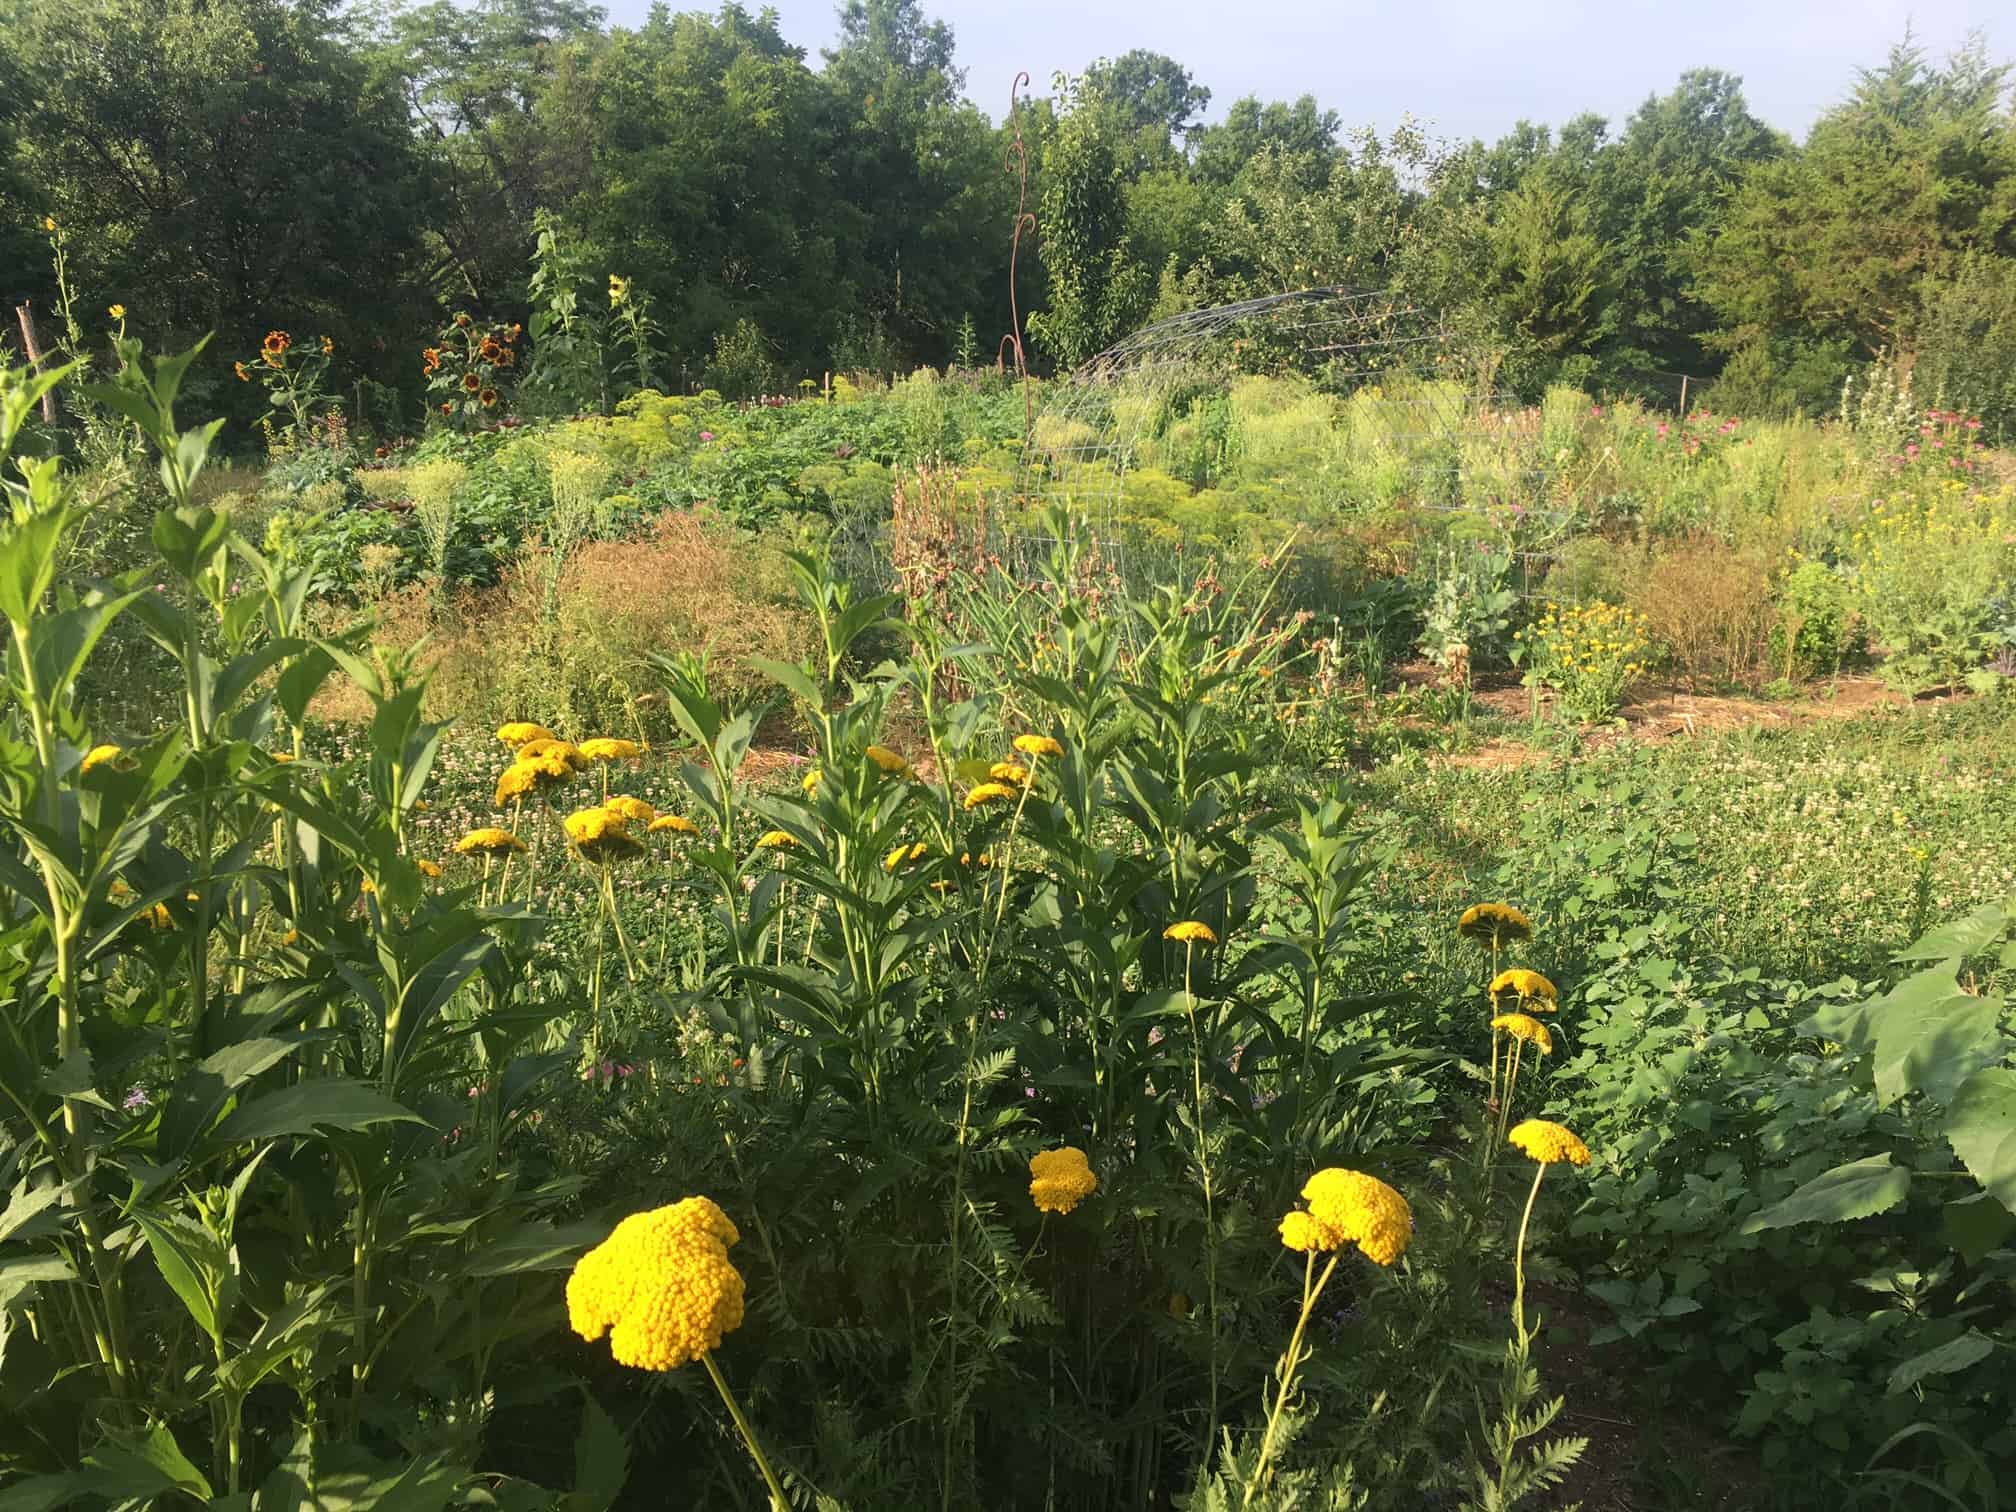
xmin=3 ymin=0 xmax=2016 ymax=423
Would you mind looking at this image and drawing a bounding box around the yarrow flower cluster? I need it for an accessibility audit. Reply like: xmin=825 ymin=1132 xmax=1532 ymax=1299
xmin=580 ymin=737 xmax=645 ymax=763
xmin=963 ymin=782 xmax=1017 ymax=810
xmin=1029 ymin=1147 xmax=1099 ymax=1215
xmin=564 ymin=806 xmax=643 ymax=862
xmin=1278 ymin=1168 xmax=1413 ymax=1266
xmin=454 ymin=827 xmax=526 ymax=855
xmin=1508 ymin=1119 xmax=1591 ymax=1166
xmin=566 ymin=1198 xmax=746 ymax=1371
xmin=1490 ymin=1012 xmax=1554 ymax=1053
xmin=604 ymin=795 xmax=657 ymax=826
xmin=864 ymin=744 xmax=912 ymax=778
xmin=1459 ymin=902 xmax=1532 ymax=945
xmin=650 ymin=813 xmax=698 ymax=836
xmin=79 ymin=744 xmax=126 ymax=776
xmin=1013 ymin=733 xmax=1063 ymax=759
xmin=496 ymin=722 xmax=555 ymax=748
xmin=1489 ymin=968 xmax=1558 ymax=1008
xmin=1162 ymin=920 xmax=1218 ymax=944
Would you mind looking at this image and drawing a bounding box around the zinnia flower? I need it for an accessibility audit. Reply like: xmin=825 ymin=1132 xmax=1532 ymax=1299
xmin=865 ymin=744 xmax=912 ymax=778
xmin=1507 ymin=1119 xmax=1591 ymax=1167
xmin=1490 ymin=1013 xmax=1553 ymax=1053
xmin=604 ymin=795 xmax=657 ymax=825
xmin=755 ymin=830 xmax=797 ymax=850
xmin=578 ymin=737 xmax=644 ymax=763
xmin=566 ymin=1198 xmax=745 ymax=1370
xmin=1013 ymin=734 xmax=1063 ymax=758
xmin=884 ymin=842 xmax=929 ymax=872
xmin=1489 ymin=968 xmax=1559 ymax=1009
xmin=1162 ymin=920 xmax=1217 ymax=944
xmin=497 ymin=722 xmax=555 ymax=747
xmin=1029 ymin=1147 xmax=1098 ymax=1215
xmin=1291 ymin=1168 xmax=1413 ymax=1266
xmin=1459 ymin=902 xmax=1532 ymax=945
xmin=649 ymin=814 xmax=698 ymax=835
xmin=79 ymin=744 xmax=126 ymax=775
xmin=564 ymin=806 xmax=642 ymax=862
xmin=454 ymin=827 xmax=525 ymax=855
xmin=963 ymin=782 xmax=1016 ymax=809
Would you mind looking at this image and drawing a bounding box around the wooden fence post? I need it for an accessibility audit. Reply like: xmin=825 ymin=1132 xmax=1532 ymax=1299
xmin=12 ymin=300 xmax=59 ymax=422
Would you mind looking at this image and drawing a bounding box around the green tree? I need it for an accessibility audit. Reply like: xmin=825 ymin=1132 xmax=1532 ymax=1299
xmin=1192 ymin=95 xmax=1341 ymax=190
xmin=1086 ymin=49 xmax=1210 ymax=147
xmin=1027 ymin=73 xmax=1150 ymax=369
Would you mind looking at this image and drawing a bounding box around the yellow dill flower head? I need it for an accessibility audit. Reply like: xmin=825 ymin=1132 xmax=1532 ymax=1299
xmin=1490 ymin=1013 xmax=1553 ymax=1053
xmin=1029 ymin=1147 xmax=1098 ymax=1215
xmin=1507 ymin=1119 xmax=1591 ymax=1167
xmin=1163 ymin=920 xmax=1217 ymax=944
xmin=755 ymin=829 xmax=798 ymax=850
xmin=801 ymin=767 xmax=823 ymax=795
xmin=963 ymin=782 xmax=1017 ymax=809
xmin=1489 ymin=968 xmax=1558 ymax=1009
xmin=650 ymin=813 xmax=698 ymax=835
xmin=884 ymin=841 xmax=930 ymax=872
xmin=1013 ymin=734 xmax=1063 ymax=758
xmin=566 ymin=1197 xmax=745 ymax=1371
xmin=1279 ymin=1209 xmax=1342 ymax=1253
xmin=579 ymin=737 xmax=645 ymax=763
xmin=604 ymin=795 xmax=657 ymax=826
xmin=864 ymin=744 xmax=913 ymax=778
xmin=988 ymin=761 xmax=1030 ymax=786
xmin=564 ymin=806 xmax=642 ymax=861
xmin=1299 ymin=1168 xmax=1413 ymax=1266
xmin=80 ymin=744 xmax=126 ymax=775
xmin=496 ymin=722 xmax=555 ymax=747
xmin=1459 ymin=902 xmax=1532 ymax=944
xmin=417 ymin=859 xmax=443 ymax=879
xmin=454 ymin=827 xmax=525 ymax=855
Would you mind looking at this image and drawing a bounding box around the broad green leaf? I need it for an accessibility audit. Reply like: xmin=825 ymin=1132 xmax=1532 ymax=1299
xmin=1893 ymin=904 xmax=2008 ymax=964
xmin=1941 ymin=1191 xmax=2016 ymax=1263
xmin=1886 ymin=1330 xmax=1995 ymax=1395
xmin=84 ymin=1421 xmax=213 ymax=1501
xmin=210 ymin=1079 xmax=426 ymax=1145
xmin=1869 ymin=969 xmax=2000 ymax=1106
xmin=1946 ymin=1068 xmax=2016 ymax=1214
xmin=160 ymin=1034 xmax=312 ymax=1163
xmin=134 ymin=1210 xmax=220 ymax=1342
xmin=1740 ymin=1155 xmax=1912 ymax=1234
xmin=572 ymin=1396 xmax=629 ymax=1512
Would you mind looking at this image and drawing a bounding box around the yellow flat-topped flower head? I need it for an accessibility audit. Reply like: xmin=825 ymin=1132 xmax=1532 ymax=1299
xmin=865 ymin=744 xmax=912 ymax=778
xmin=1490 ymin=1013 xmax=1554 ymax=1053
xmin=495 ymin=752 xmax=577 ymax=807
xmin=1029 ymin=1147 xmax=1098 ymax=1215
xmin=417 ymin=859 xmax=443 ymax=879
xmin=1508 ymin=1119 xmax=1591 ymax=1167
xmin=988 ymin=761 xmax=1030 ymax=786
xmin=650 ymin=814 xmax=698 ymax=835
xmin=80 ymin=744 xmax=126 ymax=776
xmin=604 ymin=795 xmax=657 ymax=826
xmin=1278 ymin=1210 xmax=1335 ymax=1253
xmin=579 ymin=737 xmax=644 ymax=763
xmin=963 ymin=782 xmax=1016 ymax=809
xmin=1163 ymin=921 xmax=1217 ymax=945
xmin=566 ymin=1197 xmax=745 ymax=1371
xmin=517 ymin=738 xmax=589 ymax=771
xmin=1294 ymin=1168 xmax=1413 ymax=1266
xmin=455 ymin=828 xmax=525 ymax=856
xmin=755 ymin=830 xmax=798 ymax=850
xmin=497 ymin=722 xmax=556 ymax=748
xmin=884 ymin=842 xmax=930 ymax=872
xmin=1489 ymin=968 xmax=1559 ymax=1009
xmin=1013 ymin=734 xmax=1063 ymax=759
xmin=1459 ymin=902 xmax=1533 ymax=945
xmin=564 ymin=806 xmax=642 ymax=862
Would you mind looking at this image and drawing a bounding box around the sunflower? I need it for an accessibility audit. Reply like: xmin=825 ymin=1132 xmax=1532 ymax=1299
xmin=1459 ymin=902 xmax=1532 ymax=945
xmin=480 ymin=387 xmax=499 ymax=408
xmin=608 ymin=274 xmax=630 ymax=304
xmin=423 ymin=347 xmax=441 ymax=374
xmin=261 ymin=330 xmax=290 ymax=358
xmin=442 ymin=402 xmax=454 ymax=415
xmin=480 ymin=336 xmax=503 ymax=362
xmin=462 ymin=371 xmax=482 ymax=393
xmin=234 ymin=362 xmax=251 ymax=382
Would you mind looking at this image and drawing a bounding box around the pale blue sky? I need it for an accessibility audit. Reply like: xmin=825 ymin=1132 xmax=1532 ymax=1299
xmin=602 ymin=0 xmax=2002 ymax=143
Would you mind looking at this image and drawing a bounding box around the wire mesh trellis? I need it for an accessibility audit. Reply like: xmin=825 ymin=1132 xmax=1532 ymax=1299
xmin=1000 ymin=285 xmax=1572 ymax=599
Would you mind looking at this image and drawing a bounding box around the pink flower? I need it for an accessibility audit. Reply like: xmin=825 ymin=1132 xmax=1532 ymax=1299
xmin=699 ymin=430 xmax=715 ymax=442
xmin=1590 ymin=404 xmax=1603 ymax=418
xmin=1655 ymin=423 xmax=1669 ymax=439
xmin=1906 ymin=443 xmax=1920 ymax=458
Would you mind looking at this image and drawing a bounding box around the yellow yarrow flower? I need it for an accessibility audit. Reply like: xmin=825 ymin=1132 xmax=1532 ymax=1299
xmin=1489 ymin=968 xmax=1559 ymax=1009
xmin=495 ymin=752 xmax=576 ymax=806
xmin=1029 ymin=1147 xmax=1098 ymax=1215
xmin=496 ymin=722 xmax=555 ymax=747
xmin=604 ymin=795 xmax=657 ymax=826
xmin=755 ymin=830 xmax=798 ymax=850
xmin=864 ymin=744 xmax=912 ymax=778
xmin=517 ymin=738 xmax=589 ymax=771
xmin=80 ymin=744 xmax=126 ymax=775
xmin=988 ymin=761 xmax=1030 ymax=786
xmin=454 ymin=827 xmax=525 ymax=855
xmin=417 ymin=859 xmax=443 ymax=879
xmin=1490 ymin=1013 xmax=1553 ymax=1053
xmin=564 ymin=806 xmax=642 ymax=862
xmin=649 ymin=814 xmax=698 ymax=835
xmin=566 ymin=1197 xmax=745 ymax=1371
xmin=579 ymin=737 xmax=645 ymax=763
xmin=963 ymin=782 xmax=1017 ymax=809
xmin=884 ymin=842 xmax=930 ymax=872
xmin=1163 ymin=920 xmax=1217 ymax=944
xmin=1508 ymin=1119 xmax=1591 ymax=1167
xmin=108 ymin=304 xmax=125 ymax=320
xmin=1296 ymin=1168 xmax=1413 ymax=1266
xmin=1278 ymin=1210 xmax=1336 ymax=1253
xmin=1459 ymin=902 xmax=1532 ymax=944
xmin=1013 ymin=734 xmax=1063 ymax=758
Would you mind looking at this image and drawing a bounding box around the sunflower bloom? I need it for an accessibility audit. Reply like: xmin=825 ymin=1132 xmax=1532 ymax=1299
xmin=234 ymin=362 xmax=251 ymax=382
xmin=963 ymin=782 xmax=1016 ymax=809
xmin=1295 ymin=1168 xmax=1413 ymax=1266
xmin=1490 ymin=1013 xmax=1553 ymax=1054
xmin=497 ymin=721 xmax=556 ymax=747
xmin=480 ymin=387 xmax=499 ymax=408
xmin=649 ymin=814 xmax=698 ymax=835
xmin=566 ymin=1198 xmax=745 ymax=1371
xmin=462 ymin=371 xmax=482 ymax=393
xmin=1508 ymin=1119 xmax=1591 ymax=1167
xmin=1489 ymin=968 xmax=1558 ymax=1008
xmin=1029 ymin=1147 xmax=1098 ymax=1215
xmin=604 ymin=795 xmax=657 ymax=826
xmin=1162 ymin=920 xmax=1217 ymax=945
xmin=864 ymin=744 xmax=912 ymax=778
xmin=1013 ymin=734 xmax=1063 ymax=758
xmin=1459 ymin=902 xmax=1533 ymax=944
xmin=579 ymin=737 xmax=644 ymax=763
xmin=80 ymin=744 xmax=126 ymax=775
xmin=454 ymin=827 xmax=526 ymax=855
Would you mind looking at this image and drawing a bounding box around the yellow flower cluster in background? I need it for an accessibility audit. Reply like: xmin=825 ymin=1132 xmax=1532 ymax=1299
xmin=567 ymin=1198 xmax=746 ymax=1370
xmin=1029 ymin=1147 xmax=1099 ymax=1215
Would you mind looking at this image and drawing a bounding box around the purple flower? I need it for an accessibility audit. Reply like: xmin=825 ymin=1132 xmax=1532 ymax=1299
xmin=123 ymin=1087 xmax=152 ymax=1111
